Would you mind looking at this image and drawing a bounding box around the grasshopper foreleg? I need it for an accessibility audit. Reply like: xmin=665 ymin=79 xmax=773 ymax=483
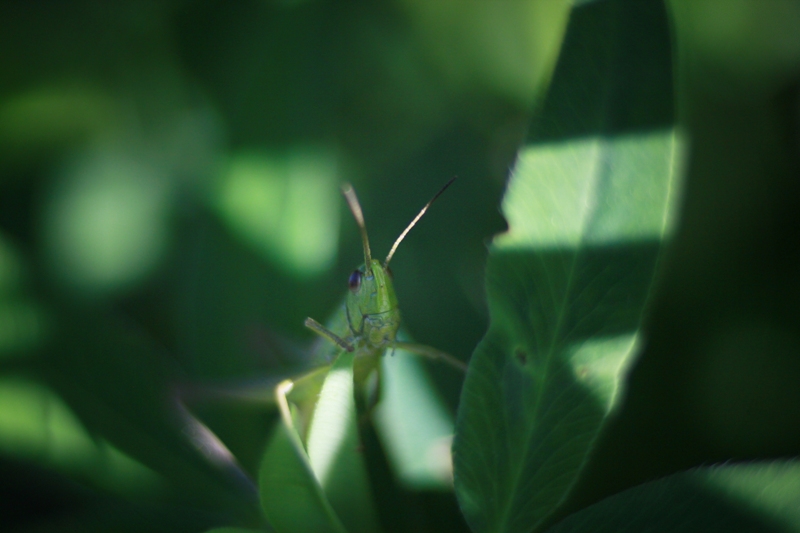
xmin=304 ymin=317 xmax=354 ymax=352
xmin=394 ymin=341 xmax=467 ymax=372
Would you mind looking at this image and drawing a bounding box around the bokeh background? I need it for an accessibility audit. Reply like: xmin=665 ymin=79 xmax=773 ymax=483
xmin=1 ymin=0 xmax=800 ymax=532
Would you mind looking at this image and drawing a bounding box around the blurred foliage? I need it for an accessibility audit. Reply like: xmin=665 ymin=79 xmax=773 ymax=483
xmin=0 ymin=0 xmax=799 ymax=532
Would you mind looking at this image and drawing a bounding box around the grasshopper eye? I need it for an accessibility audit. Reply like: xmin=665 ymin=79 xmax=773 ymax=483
xmin=348 ymin=270 xmax=362 ymax=292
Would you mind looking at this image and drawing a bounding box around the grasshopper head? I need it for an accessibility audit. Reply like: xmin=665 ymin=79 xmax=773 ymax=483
xmin=345 ymin=259 xmax=400 ymax=350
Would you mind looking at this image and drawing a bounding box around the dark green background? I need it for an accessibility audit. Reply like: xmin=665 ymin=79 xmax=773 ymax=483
xmin=1 ymin=1 xmax=799 ymax=532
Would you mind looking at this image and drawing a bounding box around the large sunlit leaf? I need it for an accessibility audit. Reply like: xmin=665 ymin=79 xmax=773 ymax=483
xmin=546 ymin=461 xmax=800 ymax=532
xmin=453 ymin=1 xmax=682 ymax=532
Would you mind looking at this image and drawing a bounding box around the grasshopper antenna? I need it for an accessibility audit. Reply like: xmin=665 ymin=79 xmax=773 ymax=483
xmin=342 ymin=183 xmax=373 ymax=275
xmin=385 ymin=177 xmax=456 ymax=267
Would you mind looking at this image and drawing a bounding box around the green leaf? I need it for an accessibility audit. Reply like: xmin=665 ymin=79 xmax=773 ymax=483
xmin=306 ymin=350 xmax=381 ymax=533
xmin=702 ymin=460 xmax=800 ymax=532
xmin=374 ymin=342 xmax=456 ymax=490
xmin=259 ymin=349 xmax=380 ymax=533
xmin=453 ymin=0 xmax=682 ymax=532
xmin=545 ymin=461 xmax=800 ymax=532
xmin=259 ymin=422 xmax=347 ymax=533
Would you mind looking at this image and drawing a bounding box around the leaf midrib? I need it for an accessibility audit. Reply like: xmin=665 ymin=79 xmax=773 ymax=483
xmin=494 ymin=144 xmax=603 ymax=533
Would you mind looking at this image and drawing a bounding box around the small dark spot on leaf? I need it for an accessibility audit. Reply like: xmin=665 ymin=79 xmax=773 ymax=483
xmin=515 ymin=348 xmax=527 ymax=366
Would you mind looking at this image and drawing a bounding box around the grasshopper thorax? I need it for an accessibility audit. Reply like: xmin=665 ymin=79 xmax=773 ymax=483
xmin=345 ymin=258 xmax=401 ymax=352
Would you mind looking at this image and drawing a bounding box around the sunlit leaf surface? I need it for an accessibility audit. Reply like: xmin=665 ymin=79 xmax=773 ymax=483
xmin=546 ymin=461 xmax=800 ymax=533
xmin=703 ymin=461 xmax=800 ymax=532
xmin=453 ymin=1 xmax=682 ymax=531
xmin=260 ymin=349 xmax=378 ymax=533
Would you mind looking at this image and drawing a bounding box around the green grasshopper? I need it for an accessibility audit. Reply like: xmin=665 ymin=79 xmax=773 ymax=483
xmin=298 ymin=178 xmax=465 ymax=410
